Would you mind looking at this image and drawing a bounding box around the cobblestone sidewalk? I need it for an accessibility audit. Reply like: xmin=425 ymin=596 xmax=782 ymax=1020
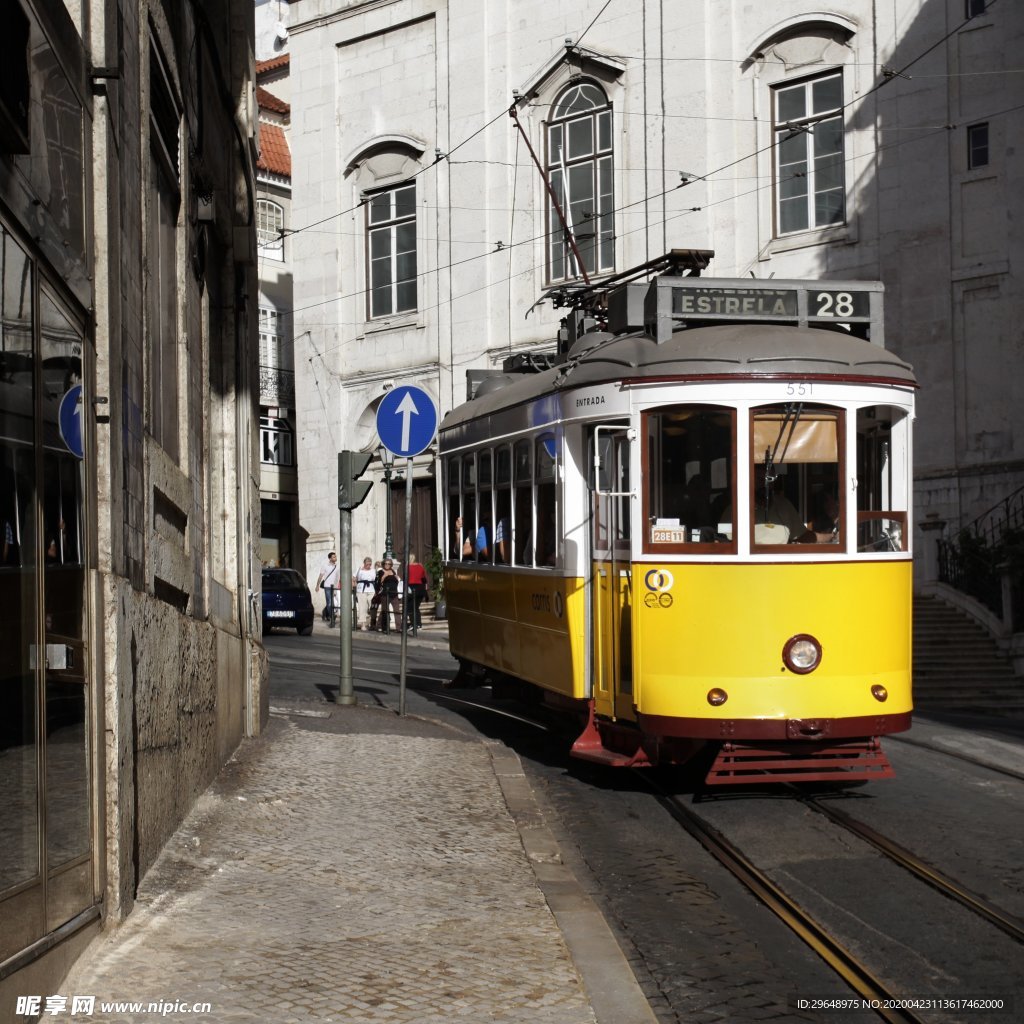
xmin=57 ymin=710 xmax=598 ymax=1023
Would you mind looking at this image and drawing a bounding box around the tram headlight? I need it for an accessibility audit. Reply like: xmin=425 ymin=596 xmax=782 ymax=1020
xmin=783 ymin=634 xmax=822 ymax=674
xmin=871 ymin=685 xmax=888 ymax=702
xmin=706 ymin=688 xmax=728 ymax=706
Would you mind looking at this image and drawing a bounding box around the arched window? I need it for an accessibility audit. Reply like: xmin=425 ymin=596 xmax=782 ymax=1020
xmin=545 ymin=81 xmax=614 ymax=282
xmin=256 ymin=199 xmax=284 ymax=260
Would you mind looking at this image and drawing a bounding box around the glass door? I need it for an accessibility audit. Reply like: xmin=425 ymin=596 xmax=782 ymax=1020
xmin=0 ymin=225 xmax=44 ymax=960
xmin=588 ymin=425 xmax=633 ymax=721
xmin=0 ymin=224 xmax=94 ymax=960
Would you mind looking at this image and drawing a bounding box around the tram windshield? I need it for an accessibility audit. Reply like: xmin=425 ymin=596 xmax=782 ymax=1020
xmin=750 ymin=404 xmax=842 ymax=549
xmin=642 ymin=400 xmax=909 ymax=555
xmin=645 ymin=405 xmax=734 ymax=551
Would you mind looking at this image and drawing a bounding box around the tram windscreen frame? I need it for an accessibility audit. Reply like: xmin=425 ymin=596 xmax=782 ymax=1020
xmin=749 ymin=404 xmax=844 ymax=551
xmin=643 ymin=404 xmax=736 ymax=553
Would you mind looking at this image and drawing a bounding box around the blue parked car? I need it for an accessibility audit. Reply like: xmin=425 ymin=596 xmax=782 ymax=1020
xmin=261 ymin=568 xmax=315 ymax=636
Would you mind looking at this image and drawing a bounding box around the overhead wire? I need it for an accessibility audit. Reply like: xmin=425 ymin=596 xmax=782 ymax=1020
xmin=275 ymin=0 xmax=1012 ymax=345
xmin=289 ymin=108 xmax=988 ymax=351
xmin=276 ymin=0 xmax=1001 ymax=248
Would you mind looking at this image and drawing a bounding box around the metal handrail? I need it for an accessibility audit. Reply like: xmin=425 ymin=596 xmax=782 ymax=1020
xmin=960 ymin=483 xmax=1024 ymax=545
xmin=937 ymin=483 xmax=1024 ymax=630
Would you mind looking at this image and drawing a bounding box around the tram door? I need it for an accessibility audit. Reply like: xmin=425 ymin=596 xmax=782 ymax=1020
xmin=588 ymin=426 xmax=633 ymax=721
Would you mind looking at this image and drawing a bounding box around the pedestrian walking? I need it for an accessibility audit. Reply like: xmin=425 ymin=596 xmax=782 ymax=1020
xmin=375 ymin=558 xmax=400 ymax=633
xmin=406 ymin=553 xmax=428 ymax=630
xmin=315 ymin=551 xmax=339 ymax=626
xmin=353 ymin=556 xmax=376 ymax=630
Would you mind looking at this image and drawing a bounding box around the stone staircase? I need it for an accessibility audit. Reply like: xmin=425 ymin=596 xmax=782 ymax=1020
xmin=913 ymin=593 xmax=1023 ymax=711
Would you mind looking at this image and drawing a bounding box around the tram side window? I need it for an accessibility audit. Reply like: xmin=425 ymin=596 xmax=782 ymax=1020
xmin=535 ymin=437 xmax=557 ymax=567
xmin=446 ymin=456 xmax=461 ymax=559
xmin=495 ymin=445 xmax=512 ymax=564
xmin=751 ymin=405 xmax=842 ymax=549
xmin=461 ymin=455 xmax=477 ymax=560
xmin=857 ymin=406 xmax=909 ymax=552
xmin=477 ymin=450 xmax=493 ymax=563
xmin=513 ymin=440 xmax=532 ymax=566
xmin=646 ymin=406 xmax=734 ymax=548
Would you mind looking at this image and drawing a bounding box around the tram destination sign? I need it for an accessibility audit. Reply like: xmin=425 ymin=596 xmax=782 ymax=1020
xmin=670 ymin=284 xmax=872 ymax=322
xmin=644 ymin=276 xmax=884 ymax=343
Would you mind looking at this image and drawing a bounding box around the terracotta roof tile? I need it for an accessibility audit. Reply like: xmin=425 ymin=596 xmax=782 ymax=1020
xmin=257 ymin=86 xmax=289 ymax=116
xmin=257 ymin=122 xmax=291 ymax=178
xmin=256 ymin=53 xmax=290 ymax=74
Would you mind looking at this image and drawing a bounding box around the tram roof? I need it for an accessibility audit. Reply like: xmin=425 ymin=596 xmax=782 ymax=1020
xmin=440 ymin=323 xmax=916 ymax=431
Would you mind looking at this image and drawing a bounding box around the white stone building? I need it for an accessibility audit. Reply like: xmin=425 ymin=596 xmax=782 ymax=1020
xmin=280 ymin=0 xmax=1021 ymax=590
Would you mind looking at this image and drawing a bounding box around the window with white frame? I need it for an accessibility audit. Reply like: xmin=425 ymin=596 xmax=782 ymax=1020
xmin=546 ymin=81 xmax=614 ymax=283
xmin=257 ymin=199 xmax=284 ymax=260
xmin=366 ymin=183 xmax=417 ymax=319
xmin=259 ymin=306 xmax=283 ymax=367
xmin=260 ymin=416 xmax=294 ymax=466
xmin=774 ymin=72 xmax=845 ymax=235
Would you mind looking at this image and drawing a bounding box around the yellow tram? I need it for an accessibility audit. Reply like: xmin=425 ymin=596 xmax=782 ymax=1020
xmin=439 ymin=272 xmax=915 ymax=784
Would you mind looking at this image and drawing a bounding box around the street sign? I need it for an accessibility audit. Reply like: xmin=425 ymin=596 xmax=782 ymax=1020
xmin=375 ymin=384 xmax=438 ymax=458
xmin=58 ymin=385 xmax=85 ymax=459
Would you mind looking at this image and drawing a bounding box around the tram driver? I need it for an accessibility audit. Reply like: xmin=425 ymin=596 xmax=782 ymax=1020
xmin=752 ymin=464 xmax=815 ymax=542
xmin=723 ymin=464 xmax=816 ymax=544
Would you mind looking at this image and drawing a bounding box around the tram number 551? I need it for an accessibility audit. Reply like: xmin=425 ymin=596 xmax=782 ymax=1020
xmin=786 ymin=382 xmax=812 ymax=396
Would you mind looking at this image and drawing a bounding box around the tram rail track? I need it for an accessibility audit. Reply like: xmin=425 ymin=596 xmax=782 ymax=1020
xmin=795 ymin=793 xmax=1024 ymax=945
xmin=887 ymin=733 xmax=1024 ymax=783
xmin=640 ymin=771 xmax=930 ymax=1024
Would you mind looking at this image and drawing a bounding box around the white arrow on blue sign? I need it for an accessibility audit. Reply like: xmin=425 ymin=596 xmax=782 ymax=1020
xmin=58 ymin=384 xmax=85 ymax=460
xmin=375 ymin=384 xmax=438 ymax=458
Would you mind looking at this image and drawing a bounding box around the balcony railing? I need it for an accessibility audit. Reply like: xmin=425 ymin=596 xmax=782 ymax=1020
xmin=259 ymin=365 xmax=295 ymax=406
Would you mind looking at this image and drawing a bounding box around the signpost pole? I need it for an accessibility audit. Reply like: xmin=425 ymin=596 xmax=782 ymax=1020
xmin=374 ymin=385 xmax=439 ymax=719
xmin=338 ymin=507 xmax=356 ymax=706
xmin=398 ymin=461 xmax=414 ymax=716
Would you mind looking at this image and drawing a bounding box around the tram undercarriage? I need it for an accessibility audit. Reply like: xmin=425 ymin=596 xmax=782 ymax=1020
xmin=569 ymin=700 xmax=898 ymax=784
xmin=465 ymin=663 xmax=900 ymax=785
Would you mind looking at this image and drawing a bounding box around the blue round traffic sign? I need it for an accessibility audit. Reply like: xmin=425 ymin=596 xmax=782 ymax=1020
xmin=58 ymin=385 xmax=85 ymax=459
xmin=376 ymin=385 xmax=438 ymax=458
